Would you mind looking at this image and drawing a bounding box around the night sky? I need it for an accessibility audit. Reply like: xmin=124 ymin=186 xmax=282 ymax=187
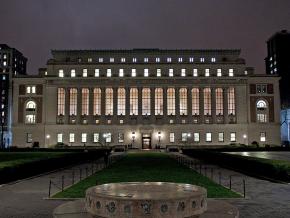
xmin=1 ymin=0 xmax=290 ymax=74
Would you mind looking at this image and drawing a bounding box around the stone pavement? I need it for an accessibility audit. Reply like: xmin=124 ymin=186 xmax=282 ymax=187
xmin=177 ymin=153 xmax=290 ymax=218
xmin=226 ymin=151 xmax=290 ymax=162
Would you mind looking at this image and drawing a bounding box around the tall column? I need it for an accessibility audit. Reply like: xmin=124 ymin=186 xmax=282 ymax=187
xmin=113 ymin=87 xmax=118 ymax=116
xmin=163 ymin=87 xmax=167 ymax=116
xmin=101 ymin=87 xmax=106 ymax=116
xmin=175 ymin=87 xmax=180 ymax=116
xmin=212 ymin=87 xmax=216 ymax=123
xmin=125 ymin=87 xmax=130 ymax=116
xmin=89 ymin=88 xmax=94 ymax=121
xmin=188 ymin=87 xmax=192 ymax=116
xmin=223 ymin=87 xmax=228 ymax=124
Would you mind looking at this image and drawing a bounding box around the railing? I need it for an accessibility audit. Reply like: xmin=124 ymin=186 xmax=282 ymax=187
xmin=171 ymin=154 xmax=246 ymax=198
xmin=48 ymin=154 xmax=124 ymax=198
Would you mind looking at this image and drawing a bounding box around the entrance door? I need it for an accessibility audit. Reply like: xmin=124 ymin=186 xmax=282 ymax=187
xmin=142 ymin=134 xmax=151 ymax=149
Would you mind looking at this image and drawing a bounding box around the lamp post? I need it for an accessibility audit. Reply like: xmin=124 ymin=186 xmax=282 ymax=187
xmin=243 ymin=134 xmax=247 ymax=145
xmin=131 ymin=132 xmax=135 ymax=149
xmin=157 ymin=132 xmax=161 ymax=149
xmin=46 ymin=134 xmax=50 ymax=148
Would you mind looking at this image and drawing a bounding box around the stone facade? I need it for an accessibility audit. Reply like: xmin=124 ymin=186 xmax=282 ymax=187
xmin=11 ymin=49 xmax=281 ymax=148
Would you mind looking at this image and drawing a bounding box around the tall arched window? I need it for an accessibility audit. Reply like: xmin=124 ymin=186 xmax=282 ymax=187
xmin=167 ymin=88 xmax=175 ymax=115
xmin=204 ymin=88 xmax=211 ymax=115
xmin=142 ymin=88 xmax=151 ymax=115
xmin=179 ymin=88 xmax=188 ymax=115
xmin=256 ymin=100 xmax=268 ymax=123
xmin=192 ymin=88 xmax=199 ymax=115
xmin=155 ymin=88 xmax=163 ymax=115
xmin=105 ymin=88 xmax=113 ymax=115
xmin=130 ymin=88 xmax=138 ymax=115
xmin=215 ymin=88 xmax=223 ymax=115
xmin=93 ymin=88 xmax=101 ymax=115
xmin=25 ymin=101 xmax=36 ymax=124
xmin=69 ymin=88 xmax=77 ymax=115
xmin=117 ymin=88 xmax=126 ymax=115
xmin=81 ymin=88 xmax=89 ymax=115
xmin=227 ymin=87 xmax=235 ymax=115
xmin=57 ymin=88 xmax=65 ymax=116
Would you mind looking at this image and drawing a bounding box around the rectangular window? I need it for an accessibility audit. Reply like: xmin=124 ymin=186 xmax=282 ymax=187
xmin=157 ymin=69 xmax=161 ymax=77
xmin=169 ymin=69 xmax=174 ymax=77
xmin=119 ymin=69 xmax=124 ymax=77
xmin=121 ymin=57 xmax=126 ymax=62
xmin=144 ymin=69 xmax=149 ymax=77
xmin=205 ymin=69 xmax=210 ymax=77
xmin=193 ymin=69 xmax=198 ymax=77
xmin=130 ymin=88 xmax=138 ymax=115
xmin=156 ymin=57 xmax=160 ymax=62
xmin=31 ymin=86 xmax=36 ymax=94
xmin=57 ymin=88 xmax=65 ymax=115
xmin=228 ymin=88 xmax=235 ymax=115
xmin=218 ymin=132 xmax=224 ymax=142
xmin=169 ymin=133 xmax=175 ymax=143
xmin=206 ymin=133 xmax=212 ymax=142
xmin=104 ymin=133 xmax=112 ymax=143
xmin=179 ymin=88 xmax=188 ymax=115
xmin=118 ymin=133 xmax=124 ymax=143
xmin=58 ymin=69 xmax=64 ymax=77
xmin=81 ymin=133 xmax=87 ymax=143
xmin=181 ymin=133 xmax=188 ymax=142
xmin=167 ymin=88 xmax=175 ymax=115
xmin=167 ymin=57 xmax=172 ymax=63
xmin=142 ymin=88 xmax=151 ymax=115
xmin=69 ymin=133 xmax=75 ymax=143
xmin=98 ymin=58 xmax=103 ymax=62
xmin=93 ymin=88 xmax=101 ymax=115
xmin=131 ymin=69 xmax=136 ymax=77
xmin=93 ymin=133 xmax=100 ymax=143
xmin=144 ymin=57 xmax=148 ymax=62
xmin=260 ymin=132 xmax=266 ymax=142
xmin=110 ymin=58 xmax=114 ymax=63
xmin=117 ymin=88 xmax=126 ymax=115
xmin=27 ymin=133 xmax=32 ymax=143
xmin=194 ymin=133 xmax=200 ymax=142
xmin=181 ymin=69 xmax=186 ymax=77
xmin=107 ymin=69 xmax=112 ymax=77
xmin=26 ymin=86 xmax=31 ymax=94
xmin=105 ymin=88 xmax=113 ymax=115
xmin=215 ymin=88 xmax=223 ymax=115
xmin=155 ymin=88 xmax=163 ymax=115
xmin=71 ymin=69 xmax=76 ymax=77
xmin=189 ymin=57 xmax=194 ymax=63
xmin=192 ymin=88 xmax=199 ymax=115
xmin=81 ymin=88 xmax=89 ymax=115
xmin=57 ymin=133 xmax=63 ymax=143
xmin=204 ymin=88 xmax=211 ymax=115
xmin=217 ymin=69 xmax=222 ymax=77
xmin=230 ymin=132 xmax=236 ymax=142
xmin=229 ymin=69 xmax=234 ymax=77
xmin=83 ymin=69 xmax=88 ymax=77
xmin=95 ymin=69 xmax=100 ymax=77
xmin=69 ymin=88 xmax=77 ymax=115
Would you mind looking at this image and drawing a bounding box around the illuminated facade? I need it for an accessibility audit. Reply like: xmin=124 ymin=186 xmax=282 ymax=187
xmin=12 ymin=49 xmax=281 ymax=148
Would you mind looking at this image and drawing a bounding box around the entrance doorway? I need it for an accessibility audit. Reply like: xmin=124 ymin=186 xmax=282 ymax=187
xmin=142 ymin=133 xmax=152 ymax=149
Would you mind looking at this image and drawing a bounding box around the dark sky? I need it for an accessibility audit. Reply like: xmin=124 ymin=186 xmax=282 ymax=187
xmin=1 ymin=0 xmax=290 ymax=74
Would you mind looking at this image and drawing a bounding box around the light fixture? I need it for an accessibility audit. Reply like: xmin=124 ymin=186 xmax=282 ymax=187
xmin=243 ymin=134 xmax=247 ymax=139
xmin=46 ymin=134 xmax=50 ymax=139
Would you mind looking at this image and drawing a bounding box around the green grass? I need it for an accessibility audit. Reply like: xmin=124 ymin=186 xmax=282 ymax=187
xmin=0 ymin=152 xmax=72 ymax=169
xmin=54 ymin=152 xmax=240 ymax=198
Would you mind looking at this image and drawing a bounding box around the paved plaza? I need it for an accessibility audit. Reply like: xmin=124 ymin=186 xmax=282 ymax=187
xmin=226 ymin=151 xmax=290 ymax=161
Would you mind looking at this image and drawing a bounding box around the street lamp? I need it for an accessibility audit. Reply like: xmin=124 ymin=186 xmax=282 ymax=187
xmin=46 ymin=134 xmax=50 ymax=148
xmin=157 ymin=132 xmax=161 ymax=149
xmin=243 ymin=134 xmax=247 ymax=145
xmin=131 ymin=132 xmax=135 ymax=149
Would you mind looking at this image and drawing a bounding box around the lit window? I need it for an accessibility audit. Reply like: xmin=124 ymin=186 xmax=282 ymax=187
xmin=25 ymin=101 xmax=36 ymax=124
xmin=131 ymin=69 xmax=136 ymax=77
xmin=119 ymin=119 xmax=124 ymax=124
xmin=26 ymin=86 xmax=31 ymax=94
xmin=118 ymin=133 xmax=124 ymax=143
xmin=117 ymin=88 xmax=126 ymax=115
xmin=181 ymin=69 xmax=186 ymax=77
xmin=3 ymin=61 xmax=7 ymax=66
xmin=71 ymin=69 xmax=76 ymax=77
xmin=178 ymin=57 xmax=183 ymax=63
xmin=260 ymin=132 xmax=266 ymax=142
xmin=119 ymin=69 xmax=124 ymax=77
xmin=27 ymin=133 xmax=32 ymax=143
xmin=206 ymin=133 xmax=212 ymax=142
xmin=88 ymin=58 xmax=92 ymax=62
xmin=132 ymin=58 xmax=137 ymax=63
xmin=83 ymin=69 xmax=88 ymax=77
xmin=211 ymin=57 xmax=216 ymax=62
xmin=31 ymin=86 xmax=36 ymax=94
xmin=104 ymin=133 xmax=112 ymax=143
xmin=192 ymin=88 xmax=199 ymax=115
xmin=69 ymin=88 xmax=78 ymax=115
xmin=200 ymin=58 xmax=205 ymax=62
xmin=57 ymin=88 xmax=65 ymax=115
xmin=105 ymin=88 xmax=113 ymax=115
xmin=57 ymin=133 xmax=63 ymax=143
xmin=194 ymin=133 xmax=200 ymax=142
xmin=179 ymin=88 xmax=188 ymax=115
xmin=215 ymin=88 xmax=223 ymax=115
xmin=3 ymin=54 xmax=7 ymax=59
xmin=193 ymin=69 xmax=198 ymax=77
xmin=218 ymin=133 xmax=224 ymax=142
xmin=244 ymin=71 xmax=248 ymax=75
xmin=144 ymin=69 xmax=149 ymax=77
xmin=230 ymin=132 xmax=236 ymax=142
xmin=229 ymin=69 xmax=234 ymax=77
xmin=217 ymin=69 xmax=222 ymax=77
xmin=107 ymin=69 xmax=112 ymax=77
xmin=98 ymin=58 xmax=103 ymax=63
xmin=95 ymin=119 xmax=100 ymax=124
xmin=110 ymin=58 xmax=114 ymax=63
xmin=167 ymin=57 xmax=172 ymax=63
xmin=181 ymin=133 xmax=188 ymax=142
xmin=144 ymin=57 xmax=149 ymax=62
xmin=58 ymin=69 xmax=64 ymax=77
xmin=189 ymin=57 xmax=194 ymax=63
xmin=205 ymin=69 xmax=210 ymax=77
xmin=157 ymin=69 xmax=161 ymax=77
xmin=81 ymin=133 xmax=87 ymax=143
xmin=142 ymin=88 xmax=151 ymax=115
xmin=69 ymin=133 xmax=75 ymax=143
xmin=130 ymin=88 xmax=138 ymax=115
xmin=169 ymin=133 xmax=175 ymax=143
xmin=81 ymin=88 xmax=89 ymax=115
xmin=95 ymin=69 xmax=100 ymax=77
xmin=256 ymin=100 xmax=268 ymax=123
xmin=93 ymin=88 xmax=101 ymax=115
xmin=204 ymin=88 xmax=211 ymax=115
xmin=228 ymin=88 xmax=235 ymax=115
xmin=155 ymin=88 xmax=163 ymax=115
xmin=169 ymin=69 xmax=174 ymax=77
xmin=107 ymin=119 xmax=111 ymax=124
xmin=167 ymin=88 xmax=175 ymax=115
xmin=169 ymin=119 xmax=174 ymax=124
xmin=121 ymin=58 xmax=126 ymax=63
xmin=156 ymin=57 xmax=160 ymax=63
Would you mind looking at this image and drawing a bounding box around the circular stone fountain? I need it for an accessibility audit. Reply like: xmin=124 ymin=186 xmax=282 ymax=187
xmin=53 ymin=182 xmax=239 ymax=218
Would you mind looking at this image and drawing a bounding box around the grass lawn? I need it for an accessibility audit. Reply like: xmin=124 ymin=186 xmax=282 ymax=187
xmin=0 ymin=152 xmax=72 ymax=169
xmin=54 ymin=152 xmax=240 ymax=198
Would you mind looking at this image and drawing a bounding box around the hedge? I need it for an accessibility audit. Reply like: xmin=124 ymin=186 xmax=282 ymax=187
xmin=183 ymin=149 xmax=290 ymax=182
xmin=0 ymin=151 xmax=107 ymax=184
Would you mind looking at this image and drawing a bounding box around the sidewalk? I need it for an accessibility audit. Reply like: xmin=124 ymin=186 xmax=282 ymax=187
xmin=176 ymin=152 xmax=290 ymax=218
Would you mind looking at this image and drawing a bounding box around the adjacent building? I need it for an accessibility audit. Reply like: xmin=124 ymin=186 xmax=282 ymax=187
xmin=12 ymin=49 xmax=281 ymax=148
xmin=265 ymin=30 xmax=290 ymax=144
xmin=0 ymin=44 xmax=27 ymax=148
